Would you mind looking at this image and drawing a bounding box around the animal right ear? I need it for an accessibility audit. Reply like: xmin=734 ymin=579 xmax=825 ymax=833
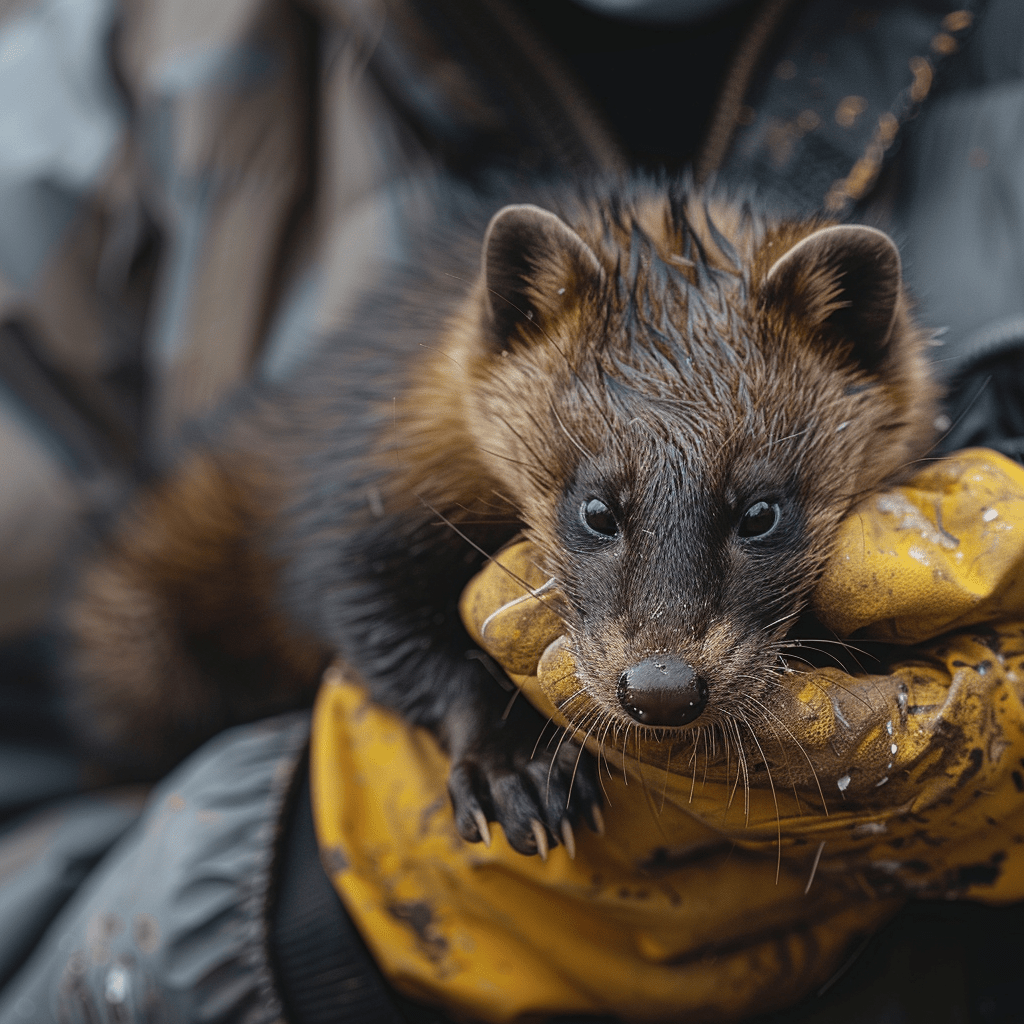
xmin=482 ymin=204 xmax=604 ymax=349
xmin=761 ymin=225 xmax=903 ymax=372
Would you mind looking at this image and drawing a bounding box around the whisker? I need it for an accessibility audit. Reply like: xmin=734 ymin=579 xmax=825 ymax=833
xmin=687 ymin=729 xmax=701 ymax=804
xmin=659 ymin=741 xmax=674 ymax=813
xmin=735 ymin=682 xmax=828 ymax=814
xmin=550 ymin=405 xmax=595 ymax=460
xmin=490 ymin=413 xmax=559 ymax=488
xmin=771 ymin=637 xmax=871 ymax=676
xmin=596 ymin=716 xmax=616 ymax=802
xmin=532 ymin=717 xmax=558 ymax=760
xmin=805 ymin=840 xmax=826 ymax=895
xmin=418 ymin=499 xmax=569 ymax=625
xmin=501 ymin=685 xmax=523 ymax=720
xmin=760 ymin=654 xmax=876 ymax=712
xmin=737 ymin=709 xmax=782 ymax=883
xmin=761 ymin=426 xmax=810 ymax=456
xmin=545 ymin=709 xmax=591 ymax=800
xmin=547 ymin=706 xmax=600 ymax=802
xmin=568 ymin=717 xmax=601 ymax=809
xmin=464 ymin=446 xmax=539 ymax=471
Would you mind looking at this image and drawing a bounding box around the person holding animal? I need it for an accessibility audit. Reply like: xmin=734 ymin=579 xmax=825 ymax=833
xmin=1 ymin=1 xmax=1024 ymax=1022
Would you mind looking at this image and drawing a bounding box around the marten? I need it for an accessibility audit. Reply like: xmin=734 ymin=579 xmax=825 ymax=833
xmin=63 ymin=176 xmax=939 ymax=857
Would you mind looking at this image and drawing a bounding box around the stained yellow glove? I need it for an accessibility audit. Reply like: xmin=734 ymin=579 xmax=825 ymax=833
xmin=312 ymin=448 xmax=1024 ymax=1024
xmin=460 ymin=448 xmax=1024 ymax=903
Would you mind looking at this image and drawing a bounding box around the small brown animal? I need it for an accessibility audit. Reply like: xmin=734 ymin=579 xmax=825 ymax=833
xmin=63 ymin=176 xmax=938 ymax=855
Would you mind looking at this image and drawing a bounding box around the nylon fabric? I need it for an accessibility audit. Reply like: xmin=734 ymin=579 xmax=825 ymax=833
xmin=0 ymin=713 xmax=309 ymax=1024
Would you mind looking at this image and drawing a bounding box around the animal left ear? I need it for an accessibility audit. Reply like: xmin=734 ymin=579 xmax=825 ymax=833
xmin=761 ymin=225 xmax=903 ymax=372
xmin=481 ymin=204 xmax=604 ymax=349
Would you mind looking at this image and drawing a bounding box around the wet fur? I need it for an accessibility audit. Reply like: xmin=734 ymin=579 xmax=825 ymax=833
xmin=63 ymin=175 xmax=938 ymax=854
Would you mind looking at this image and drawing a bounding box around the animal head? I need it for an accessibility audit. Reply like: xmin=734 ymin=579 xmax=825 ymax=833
xmin=459 ymin=185 xmax=938 ymax=737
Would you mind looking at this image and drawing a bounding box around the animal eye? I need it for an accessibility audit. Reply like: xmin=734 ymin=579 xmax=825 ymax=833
xmin=581 ymin=497 xmax=619 ymax=538
xmin=738 ymin=500 xmax=781 ymax=539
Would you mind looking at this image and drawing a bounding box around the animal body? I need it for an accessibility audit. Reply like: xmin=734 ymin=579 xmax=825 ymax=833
xmin=64 ymin=176 xmax=938 ymax=856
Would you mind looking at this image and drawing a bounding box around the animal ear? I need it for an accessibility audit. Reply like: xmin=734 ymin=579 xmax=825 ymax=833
xmin=482 ymin=204 xmax=604 ymax=348
xmin=761 ymin=225 xmax=903 ymax=371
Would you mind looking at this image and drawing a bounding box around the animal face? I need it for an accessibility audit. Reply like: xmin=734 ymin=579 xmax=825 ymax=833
xmin=463 ymin=186 xmax=938 ymax=737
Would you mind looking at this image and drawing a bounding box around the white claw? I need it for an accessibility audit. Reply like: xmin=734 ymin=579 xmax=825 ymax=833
xmin=560 ymin=818 xmax=576 ymax=859
xmin=590 ymin=803 xmax=605 ymax=836
xmin=531 ymin=819 xmax=549 ymax=861
xmin=473 ymin=809 xmax=492 ymax=848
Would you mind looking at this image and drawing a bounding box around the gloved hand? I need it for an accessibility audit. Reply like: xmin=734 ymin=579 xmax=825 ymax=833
xmin=461 ymin=448 xmax=1024 ymax=902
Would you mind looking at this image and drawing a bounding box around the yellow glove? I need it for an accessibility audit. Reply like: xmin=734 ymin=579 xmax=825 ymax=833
xmin=461 ymin=448 xmax=1024 ymax=903
xmin=311 ymin=448 xmax=1024 ymax=1024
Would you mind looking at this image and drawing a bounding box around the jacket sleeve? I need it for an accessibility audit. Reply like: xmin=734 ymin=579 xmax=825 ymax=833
xmin=0 ymin=713 xmax=309 ymax=1024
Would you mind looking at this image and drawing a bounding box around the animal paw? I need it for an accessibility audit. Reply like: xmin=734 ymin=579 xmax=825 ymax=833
xmin=447 ymin=716 xmax=603 ymax=858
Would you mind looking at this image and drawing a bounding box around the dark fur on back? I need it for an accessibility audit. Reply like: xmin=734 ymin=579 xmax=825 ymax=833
xmin=63 ymin=175 xmax=938 ymax=854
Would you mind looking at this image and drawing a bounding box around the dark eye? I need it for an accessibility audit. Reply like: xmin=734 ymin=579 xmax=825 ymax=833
xmin=581 ymin=497 xmax=619 ymax=538
xmin=738 ymin=500 xmax=781 ymax=538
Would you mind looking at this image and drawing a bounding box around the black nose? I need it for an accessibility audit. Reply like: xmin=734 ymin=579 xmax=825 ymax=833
xmin=617 ymin=657 xmax=708 ymax=726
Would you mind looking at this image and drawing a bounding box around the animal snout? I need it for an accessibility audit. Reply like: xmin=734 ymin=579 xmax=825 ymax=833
xmin=617 ymin=657 xmax=708 ymax=727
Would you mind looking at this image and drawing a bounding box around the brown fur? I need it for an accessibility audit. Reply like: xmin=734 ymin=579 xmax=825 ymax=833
xmin=440 ymin=186 xmax=937 ymax=738
xmin=63 ymin=176 xmax=939 ymax=850
xmin=65 ymin=445 xmax=329 ymax=769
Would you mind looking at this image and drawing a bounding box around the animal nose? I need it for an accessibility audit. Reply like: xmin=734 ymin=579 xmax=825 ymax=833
xmin=617 ymin=657 xmax=708 ymax=727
